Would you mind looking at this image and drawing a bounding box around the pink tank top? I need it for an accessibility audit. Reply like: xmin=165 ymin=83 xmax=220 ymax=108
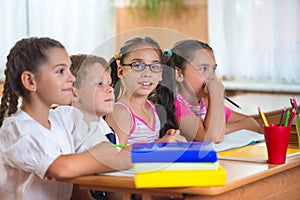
xmin=115 ymin=100 xmax=160 ymax=145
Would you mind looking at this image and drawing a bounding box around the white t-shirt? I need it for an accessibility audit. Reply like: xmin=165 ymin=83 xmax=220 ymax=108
xmin=52 ymin=106 xmax=111 ymax=153
xmin=0 ymin=106 xmax=109 ymax=200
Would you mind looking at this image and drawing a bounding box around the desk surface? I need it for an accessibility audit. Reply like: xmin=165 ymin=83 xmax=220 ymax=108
xmin=225 ymin=93 xmax=300 ymax=116
xmin=65 ymin=151 xmax=300 ymax=198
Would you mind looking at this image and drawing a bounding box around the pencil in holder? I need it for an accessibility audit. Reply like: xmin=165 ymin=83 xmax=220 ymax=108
xmin=294 ymin=115 xmax=300 ymax=148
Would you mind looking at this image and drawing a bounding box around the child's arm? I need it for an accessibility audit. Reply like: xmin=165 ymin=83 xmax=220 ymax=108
xmin=177 ymin=80 xmax=226 ymax=142
xmin=46 ymin=141 xmax=132 ymax=181
xmin=225 ymin=111 xmax=261 ymax=133
xmin=204 ymin=79 xmax=226 ymax=142
xmin=106 ymin=104 xmax=132 ymax=145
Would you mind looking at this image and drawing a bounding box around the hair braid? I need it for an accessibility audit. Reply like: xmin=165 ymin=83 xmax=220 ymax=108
xmin=0 ymin=37 xmax=65 ymax=127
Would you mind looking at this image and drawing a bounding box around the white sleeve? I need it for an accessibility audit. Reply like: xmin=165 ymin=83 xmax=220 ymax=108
xmin=52 ymin=106 xmax=109 ymax=153
xmin=0 ymin=120 xmax=62 ymax=179
xmin=74 ymin=121 xmax=109 ymax=153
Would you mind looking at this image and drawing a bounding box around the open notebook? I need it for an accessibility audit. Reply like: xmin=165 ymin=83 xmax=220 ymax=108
xmin=214 ymin=129 xmax=265 ymax=152
xmin=217 ymin=144 xmax=300 ymax=162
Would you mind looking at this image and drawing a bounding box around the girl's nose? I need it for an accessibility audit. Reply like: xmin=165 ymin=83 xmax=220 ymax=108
xmin=107 ymin=85 xmax=114 ymax=93
xmin=69 ymin=71 xmax=76 ymax=83
xmin=206 ymin=73 xmax=217 ymax=81
xmin=141 ymin=67 xmax=152 ymax=77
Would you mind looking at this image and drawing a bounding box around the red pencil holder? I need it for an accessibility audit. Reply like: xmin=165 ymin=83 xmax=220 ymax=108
xmin=263 ymin=124 xmax=291 ymax=164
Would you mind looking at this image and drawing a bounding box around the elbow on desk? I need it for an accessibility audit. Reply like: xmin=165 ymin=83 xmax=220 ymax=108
xmin=45 ymin=155 xmax=89 ymax=181
xmin=46 ymin=163 xmax=80 ymax=181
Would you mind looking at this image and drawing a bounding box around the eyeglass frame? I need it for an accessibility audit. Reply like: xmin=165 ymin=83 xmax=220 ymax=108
xmin=121 ymin=61 xmax=163 ymax=73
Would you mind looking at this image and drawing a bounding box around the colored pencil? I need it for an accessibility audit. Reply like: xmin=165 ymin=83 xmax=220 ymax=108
xmin=284 ymin=110 xmax=291 ymax=126
xmin=111 ymin=144 xmax=127 ymax=149
xmin=295 ymin=114 xmax=300 ymax=147
xmin=288 ymin=108 xmax=296 ymax=126
xmin=258 ymin=107 xmax=269 ymax=127
xmin=292 ymin=98 xmax=298 ymax=112
xmin=279 ymin=107 xmax=287 ymax=126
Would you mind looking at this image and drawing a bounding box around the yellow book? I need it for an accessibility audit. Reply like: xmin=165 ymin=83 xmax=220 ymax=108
xmin=218 ymin=145 xmax=300 ymax=162
xmin=134 ymin=165 xmax=226 ymax=188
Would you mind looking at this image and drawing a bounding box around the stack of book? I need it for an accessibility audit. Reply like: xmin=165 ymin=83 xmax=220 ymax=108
xmin=131 ymin=142 xmax=226 ymax=188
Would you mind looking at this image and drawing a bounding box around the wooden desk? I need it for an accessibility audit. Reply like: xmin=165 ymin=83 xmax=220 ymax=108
xmin=65 ymin=154 xmax=300 ymax=200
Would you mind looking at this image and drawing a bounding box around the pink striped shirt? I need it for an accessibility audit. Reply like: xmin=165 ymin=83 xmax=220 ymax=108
xmin=175 ymin=93 xmax=231 ymax=121
xmin=115 ymin=100 xmax=160 ymax=145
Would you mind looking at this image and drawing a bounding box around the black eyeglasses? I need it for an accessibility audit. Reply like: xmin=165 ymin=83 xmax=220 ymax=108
xmin=122 ymin=61 xmax=162 ymax=73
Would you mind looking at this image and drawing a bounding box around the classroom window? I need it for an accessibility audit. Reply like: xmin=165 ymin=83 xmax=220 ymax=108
xmin=208 ymin=0 xmax=300 ymax=92
xmin=0 ymin=0 xmax=115 ymax=81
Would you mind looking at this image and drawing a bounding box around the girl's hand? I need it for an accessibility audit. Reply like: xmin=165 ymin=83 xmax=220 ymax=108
xmin=173 ymin=134 xmax=187 ymax=142
xmin=204 ymin=79 xmax=225 ymax=94
xmin=166 ymin=128 xmax=180 ymax=136
xmin=159 ymin=129 xmax=187 ymax=142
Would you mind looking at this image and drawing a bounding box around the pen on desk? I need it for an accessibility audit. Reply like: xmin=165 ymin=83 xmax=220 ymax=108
xmin=279 ymin=107 xmax=287 ymax=126
xmin=258 ymin=107 xmax=269 ymax=127
xmin=111 ymin=144 xmax=127 ymax=149
xmin=224 ymin=96 xmax=241 ymax=109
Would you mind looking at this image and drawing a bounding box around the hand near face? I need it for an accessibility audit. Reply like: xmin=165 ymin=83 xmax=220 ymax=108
xmin=203 ymin=79 xmax=225 ymax=96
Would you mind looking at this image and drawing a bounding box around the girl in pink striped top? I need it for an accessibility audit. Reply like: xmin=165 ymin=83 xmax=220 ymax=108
xmin=167 ymin=40 xmax=260 ymax=142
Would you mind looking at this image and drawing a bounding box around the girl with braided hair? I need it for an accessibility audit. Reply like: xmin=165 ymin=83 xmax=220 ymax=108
xmin=0 ymin=37 xmax=131 ymax=200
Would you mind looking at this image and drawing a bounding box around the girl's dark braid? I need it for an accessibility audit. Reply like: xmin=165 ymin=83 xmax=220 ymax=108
xmin=150 ymin=54 xmax=178 ymax=137
xmin=0 ymin=37 xmax=64 ymax=126
xmin=0 ymin=73 xmax=19 ymax=126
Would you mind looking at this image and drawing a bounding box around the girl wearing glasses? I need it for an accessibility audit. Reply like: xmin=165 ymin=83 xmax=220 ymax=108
xmin=107 ymin=37 xmax=186 ymax=145
xmin=167 ymin=39 xmax=260 ymax=142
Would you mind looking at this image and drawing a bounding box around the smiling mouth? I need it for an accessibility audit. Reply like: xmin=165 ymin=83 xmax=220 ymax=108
xmin=138 ymin=82 xmax=153 ymax=86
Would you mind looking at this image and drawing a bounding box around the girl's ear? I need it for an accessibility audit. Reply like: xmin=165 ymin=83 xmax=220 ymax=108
xmin=175 ymin=67 xmax=184 ymax=82
xmin=117 ymin=65 xmax=125 ymax=78
xmin=21 ymin=71 xmax=36 ymax=92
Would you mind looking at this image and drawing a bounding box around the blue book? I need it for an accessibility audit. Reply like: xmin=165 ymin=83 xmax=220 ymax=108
xmin=131 ymin=142 xmax=217 ymax=163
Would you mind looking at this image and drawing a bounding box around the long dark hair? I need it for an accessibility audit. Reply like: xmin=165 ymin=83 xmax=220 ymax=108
xmin=156 ymin=39 xmax=214 ymax=136
xmin=171 ymin=39 xmax=213 ymax=71
xmin=150 ymin=54 xmax=178 ymax=137
xmin=0 ymin=37 xmax=65 ymax=126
